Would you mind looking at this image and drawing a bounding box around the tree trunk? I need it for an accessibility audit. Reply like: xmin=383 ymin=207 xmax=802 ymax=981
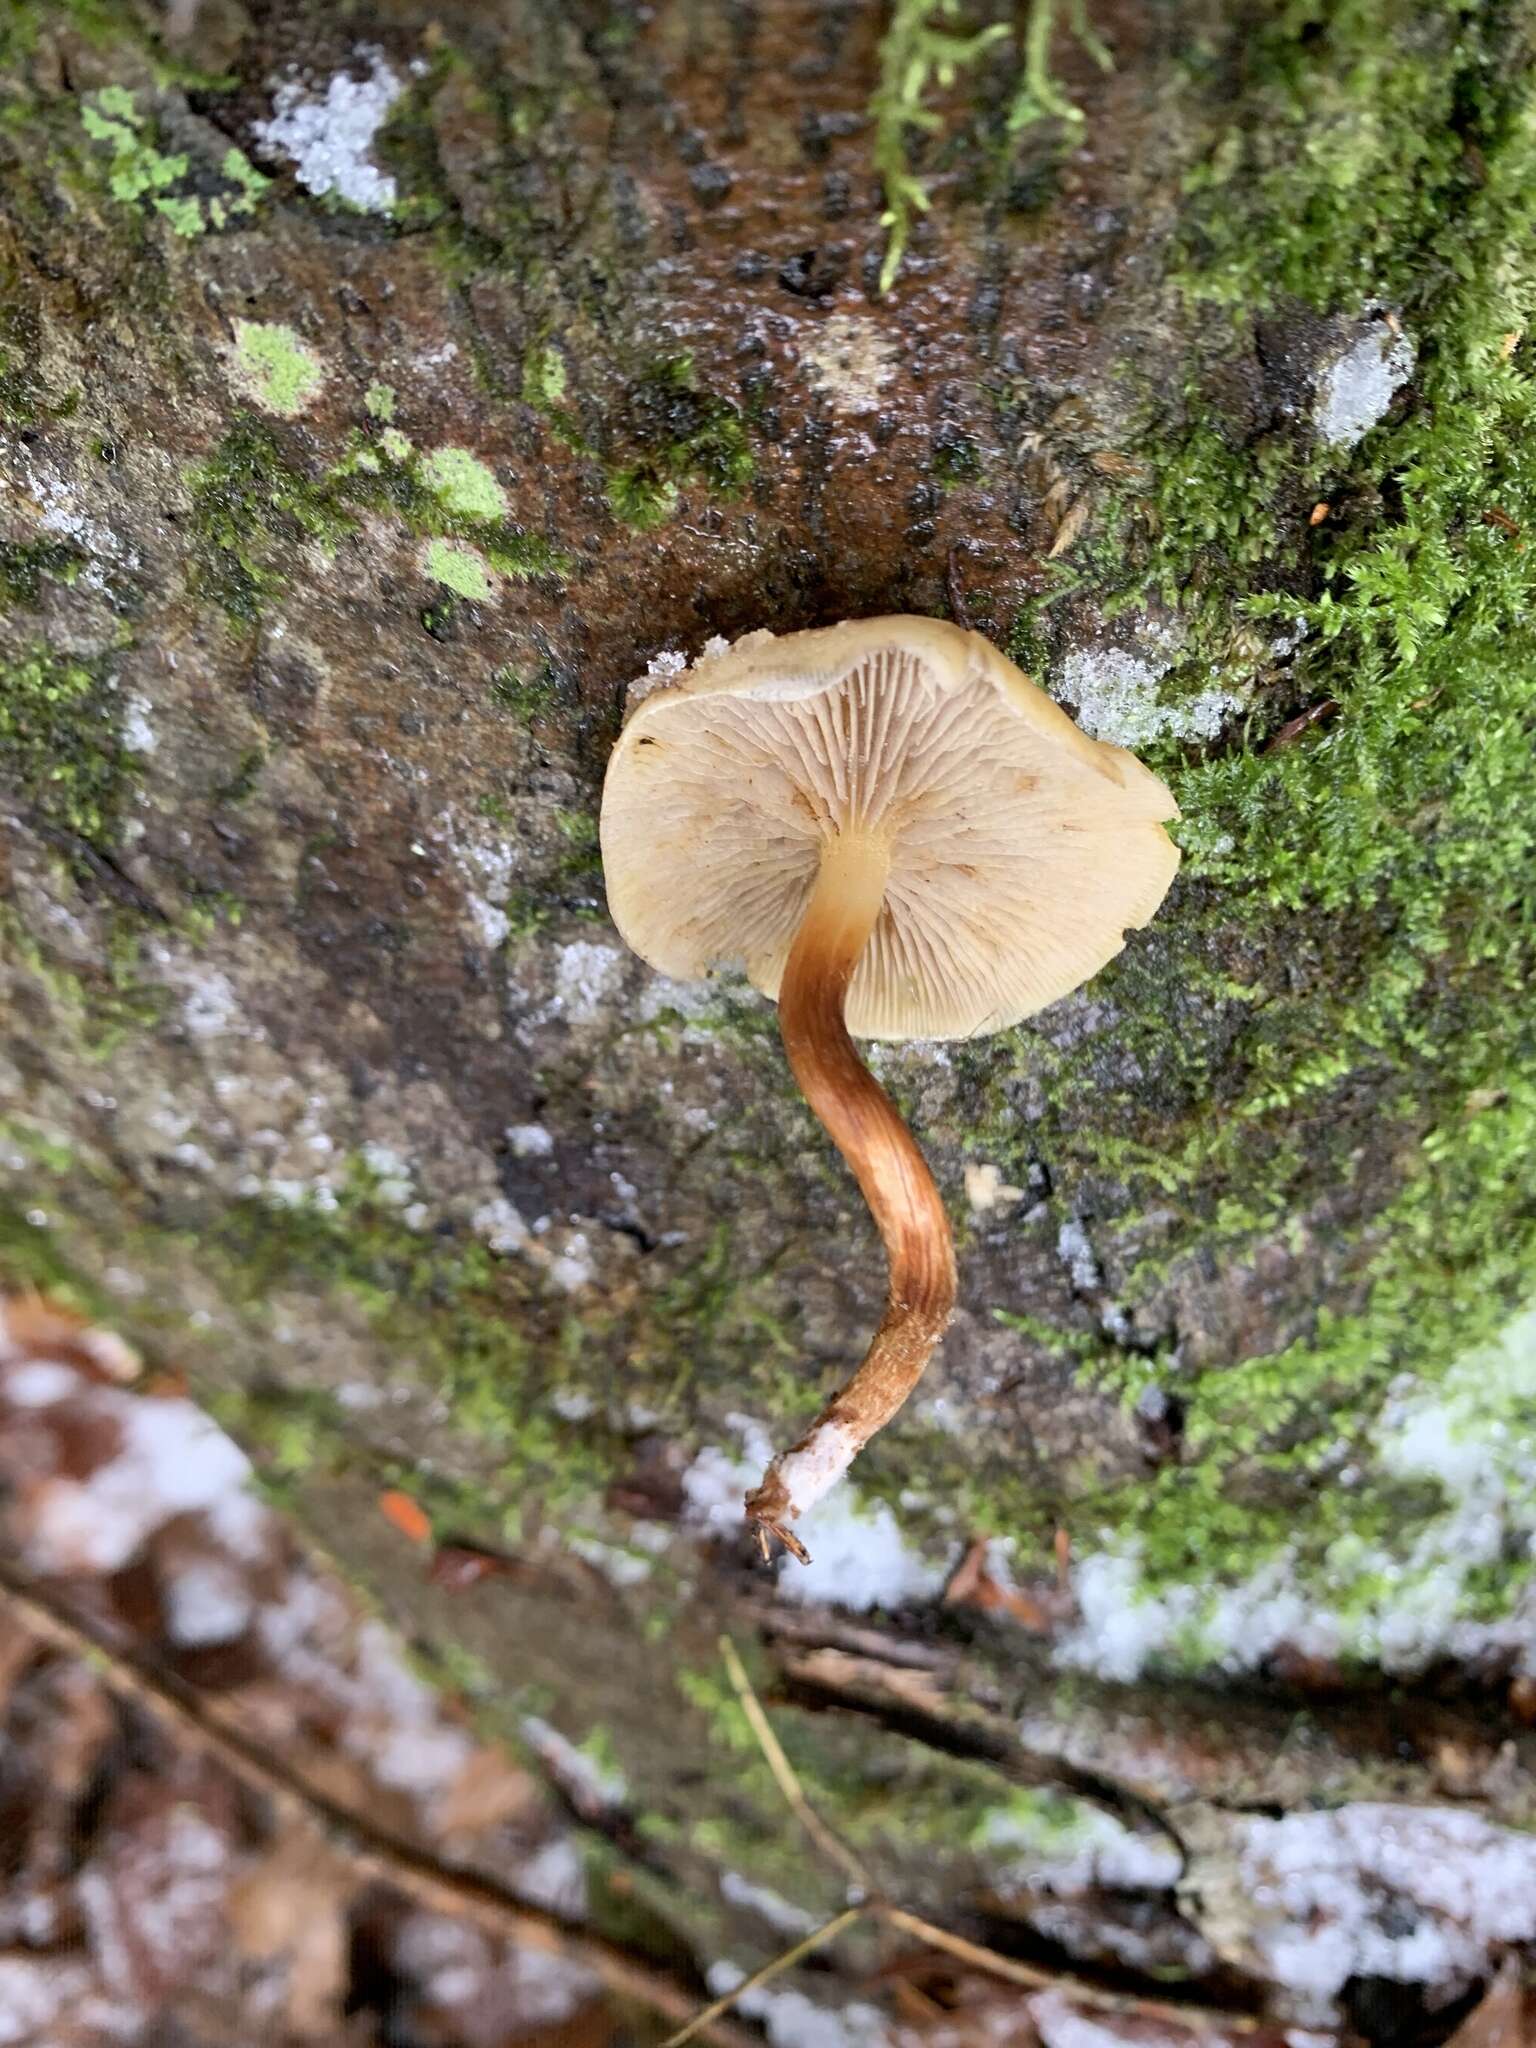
xmin=4 ymin=0 xmax=1536 ymax=2034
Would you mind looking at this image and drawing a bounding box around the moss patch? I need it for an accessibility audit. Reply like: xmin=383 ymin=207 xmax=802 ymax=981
xmin=0 ymin=644 xmax=132 ymax=850
xmin=957 ymin=0 xmax=1536 ymax=1629
xmin=0 ymin=538 xmax=84 ymax=610
xmin=605 ymin=356 xmax=753 ymax=531
xmin=187 ymin=416 xmax=565 ymax=625
xmin=229 ymin=321 xmax=326 ymax=416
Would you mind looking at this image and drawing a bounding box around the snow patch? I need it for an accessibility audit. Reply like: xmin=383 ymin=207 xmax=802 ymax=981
xmin=521 ymin=1716 xmax=628 ymax=1807
xmin=1057 ymin=1304 xmax=1536 ymax=1681
xmin=164 ymin=1559 xmax=256 ymax=1648
xmin=27 ymin=1390 xmax=263 ymax=1575
xmin=706 ymin=1964 xmax=890 ymax=2048
xmin=778 ymin=1489 xmax=948 ymax=1611
xmin=472 ymin=1195 xmax=528 ymax=1255
xmin=682 ymin=1416 xmax=777 ymax=1530
xmin=1031 ymin=1990 xmax=1190 ymax=2048
xmin=121 ymin=694 xmax=157 ymax=754
xmin=253 ymin=48 xmax=405 ymax=211
xmin=1058 ymin=640 xmax=1240 ymax=750
xmin=719 ymin=1870 xmax=820 ymax=1936
xmin=1236 ymin=1804 xmax=1536 ymax=2016
xmin=465 ymin=894 xmax=509 ymax=950
xmin=1056 ymin=1218 xmax=1102 ymax=1293
xmin=978 ymin=1798 xmax=1180 ymax=1895
xmin=165 ymin=960 xmax=243 ymax=1041
xmin=506 ymin=1122 xmax=554 ymax=1159
xmin=350 ymin=1622 xmax=476 ymax=1803
xmin=1315 ymin=321 xmax=1415 ymax=448
xmin=6 ymin=1359 xmax=81 ymax=1406
xmin=626 ymin=648 xmax=688 ymax=708
xmin=551 ymin=941 xmax=624 ymax=1023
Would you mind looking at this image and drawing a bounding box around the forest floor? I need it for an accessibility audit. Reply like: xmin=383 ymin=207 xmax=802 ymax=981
xmin=1 ymin=1290 xmax=1532 ymax=2048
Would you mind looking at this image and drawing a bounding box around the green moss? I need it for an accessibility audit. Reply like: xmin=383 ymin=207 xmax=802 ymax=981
xmin=230 ymin=321 xmax=326 ymax=416
xmin=0 ymin=538 xmax=84 ymax=610
xmin=188 ymin=416 xmax=565 ymax=624
xmin=424 ymin=539 xmax=494 ymax=599
xmin=931 ymin=430 xmax=982 ymax=487
xmin=0 ymin=897 xmax=166 ymax=1064
xmin=605 ymin=356 xmax=753 ymax=531
xmin=948 ymin=0 xmax=1536 ymax=1630
xmin=181 ymin=1173 xmax=631 ymax=1544
xmin=489 ymin=663 xmax=562 ymax=721
xmin=0 ymin=644 xmax=132 ymax=850
xmin=187 ymin=416 xmax=355 ymax=623
xmin=364 ymin=382 xmax=395 ymax=422
xmin=1179 ymin=2 xmax=1499 ymax=315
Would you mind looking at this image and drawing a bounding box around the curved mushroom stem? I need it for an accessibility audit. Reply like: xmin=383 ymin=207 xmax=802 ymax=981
xmin=745 ymin=834 xmax=957 ymax=1564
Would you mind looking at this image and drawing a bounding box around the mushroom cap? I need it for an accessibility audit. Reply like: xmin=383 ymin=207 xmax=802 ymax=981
xmin=600 ymin=616 xmax=1181 ymax=1041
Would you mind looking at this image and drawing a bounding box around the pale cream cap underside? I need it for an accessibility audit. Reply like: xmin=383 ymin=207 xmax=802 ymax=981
xmin=600 ymin=616 xmax=1181 ymax=1041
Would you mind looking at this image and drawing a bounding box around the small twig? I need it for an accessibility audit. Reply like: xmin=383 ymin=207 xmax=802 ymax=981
xmin=0 ymin=1573 xmax=755 ymax=2048
xmin=719 ymin=1635 xmax=872 ymax=1894
xmin=718 ymin=1633 xmax=1265 ymax=2039
xmin=877 ymin=1908 xmax=1259 ymax=2034
xmin=946 ymin=545 xmax=974 ymax=631
xmin=660 ymin=1907 xmax=867 ymax=2048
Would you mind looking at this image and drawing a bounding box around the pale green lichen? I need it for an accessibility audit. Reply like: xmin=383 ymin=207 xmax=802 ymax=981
xmin=424 ymin=538 xmax=493 ymax=599
xmin=522 ymin=346 xmax=567 ymax=408
xmin=229 ymin=322 xmax=326 ymax=417
xmin=419 ymin=445 xmax=508 ymax=522
xmin=365 ymin=381 xmax=396 ymax=421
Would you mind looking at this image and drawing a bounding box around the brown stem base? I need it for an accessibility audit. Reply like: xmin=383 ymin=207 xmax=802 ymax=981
xmin=745 ymin=837 xmax=957 ymax=1563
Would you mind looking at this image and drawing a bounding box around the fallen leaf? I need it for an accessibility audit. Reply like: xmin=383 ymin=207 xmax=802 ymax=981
xmin=434 ymin=1745 xmax=545 ymax=1840
xmin=429 ymin=1542 xmax=510 ymax=1591
xmin=378 ymin=1490 xmax=432 ymax=1545
xmin=0 ymin=1293 xmax=141 ymax=1382
xmin=1263 ymin=698 xmax=1340 ymax=752
xmin=1444 ymin=1960 xmax=1525 ymax=2048
xmin=226 ymin=1826 xmax=350 ymax=2035
xmin=1088 ymin=449 xmax=1147 ymax=479
xmin=943 ymin=1540 xmax=1050 ymax=1630
xmin=1046 ymin=491 xmax=1092 ymax=559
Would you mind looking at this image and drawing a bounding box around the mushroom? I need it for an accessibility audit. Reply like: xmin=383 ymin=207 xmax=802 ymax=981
xmin=600 ymin=617 xmax=1180 ymax=1562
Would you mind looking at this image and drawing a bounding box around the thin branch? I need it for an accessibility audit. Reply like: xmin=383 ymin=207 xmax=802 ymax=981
xmin=719 ymin=1634 xmax=872 ymax=1894
xmin=877 ymin=1908 xmax=1260 ymax=2035
xmin=0 ymin=1572 xmax=756 ymax=2048
xmin=718 ymin=1631 xmax=1266 ymax=2039
xmin=660 ymin=1907 xmax=867 ymax=2048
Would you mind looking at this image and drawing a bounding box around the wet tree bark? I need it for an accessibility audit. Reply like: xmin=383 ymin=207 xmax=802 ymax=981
xmin=4 ymin=0 xmax=1536 ymax=2034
